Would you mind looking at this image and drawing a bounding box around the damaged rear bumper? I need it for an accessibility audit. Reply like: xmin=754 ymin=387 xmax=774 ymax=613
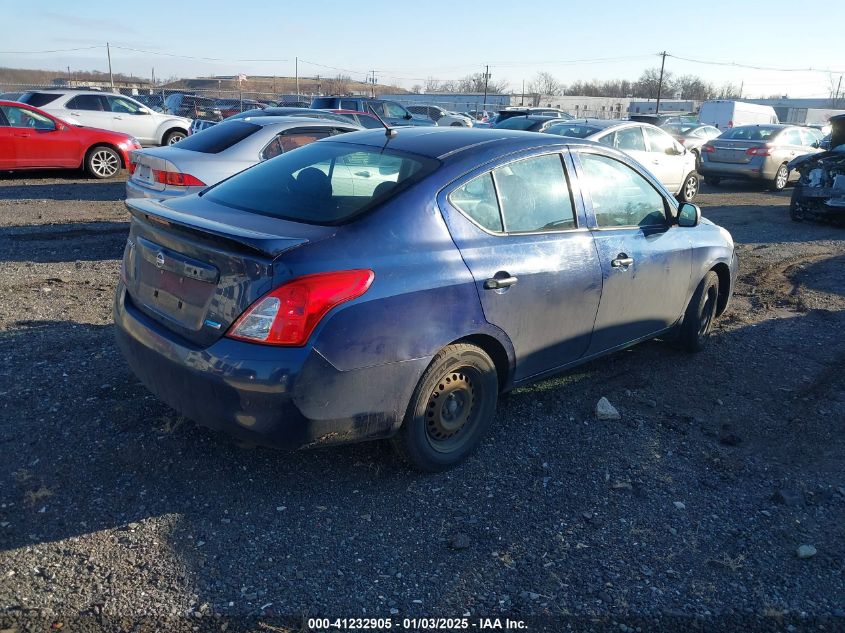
xmin=790 ymin=153 xmax=845 ymax=221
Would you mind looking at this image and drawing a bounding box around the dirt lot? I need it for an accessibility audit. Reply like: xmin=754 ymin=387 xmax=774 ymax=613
xmin=0 ymin=171 xmax=843 ymax=632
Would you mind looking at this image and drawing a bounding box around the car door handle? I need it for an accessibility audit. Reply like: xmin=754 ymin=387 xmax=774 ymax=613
xmin=13 ymin=132 xmax=31 ymax=138
xmin=113 ymin=116 xmax=123 ymax=120
xmin=484 ymin=276 xmax=518 ymax=289
xmin=611 ymin=255 xmax=634 ymax=268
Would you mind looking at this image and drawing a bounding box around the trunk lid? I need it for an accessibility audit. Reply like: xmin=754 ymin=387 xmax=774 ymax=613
xmin=707 ymin=139 xmax=765 ymax=164
xmin=122 ymin=196 xmax=326 ymax=346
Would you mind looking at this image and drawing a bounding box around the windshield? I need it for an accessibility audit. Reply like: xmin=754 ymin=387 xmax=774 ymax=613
xmin=719 ymin=126 xmax=780 ymax=141
xmin=545 ymin=123 xmax=602 ymax=138
xmin=204 ymin=141 xmax=439 ymax=225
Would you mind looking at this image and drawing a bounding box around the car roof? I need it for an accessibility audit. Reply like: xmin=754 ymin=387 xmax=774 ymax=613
xmin=551 ymin=118 xmax=635 ymax=130
xmin=20 ymin=89 xmax=126 ymax=98
xmin=235 ymin=116 xmax=359 ymax=128
xmin=329 ymin=126 xmax=597 ymax=160
xmin=728 ymin=124 xmax=788 ymax=130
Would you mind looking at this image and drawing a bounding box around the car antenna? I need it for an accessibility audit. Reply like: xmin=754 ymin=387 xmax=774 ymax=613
xmin=368 ymin=104 xmax=397 ymax=138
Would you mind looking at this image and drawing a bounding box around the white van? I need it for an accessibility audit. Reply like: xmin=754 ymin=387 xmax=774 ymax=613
xmin=698 ymin=100 xmax=779 ymax=130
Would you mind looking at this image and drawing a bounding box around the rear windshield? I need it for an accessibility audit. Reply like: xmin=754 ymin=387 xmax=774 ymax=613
xmin=496 ymin=117 xmax=539 ymax=131
xmin=19 ymin=92 xmax=62 ymax=107
xmin=204 ymin=141 xmax=439 ymax=225
xmin=545 ymin=123 xmax=602 ymax=138
xmin=310 ymin=97 xmax=337 ymax=109
xmin=174 ymin=121 xmax=260 ymax=153
xmin=719 ymin=126 xmax=780 ymax=141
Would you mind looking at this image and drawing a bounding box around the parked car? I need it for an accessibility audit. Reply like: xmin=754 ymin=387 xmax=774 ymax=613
xmin=135 ymin=94 xmax=166 ymax=112
xmin=488 ymin=108 xmax=574 ymax=127
xmin=406 ymin=105 xmax=472 ymax=127
xmin=277 ymin=94 xmax=310 ymax=108
xmin=226 ymin=107 xmax=357 ymax=125
xmin=126 ymin=117 xmax=359 ymax=200
xmin=698 ymin=100 xmax=778 ymax=130
xmin=114 ymin=127 xmax=737 ymax=471
xmin=544 ymin=118 xmax=700 ymax=201
xmin=310 ymin=97 xmax=434 ymax=127
xmin=0 ymin=92 xmax=23 ymax=101
xmin=787 ymin=114 xmax=845 ymax=222
xmin=660 ymin=122 xmax=722 ymax=166
xmin=630 ymin=113 xmax=698 ymax=126
xmin=326 ymin=109 xmax=384 ymax=129
xmin=493 ymin=115 xmax=572 ymax=133
xmin=0 ymin=99 xmax=140 ymax=178
xmin=699 ymin=124 xmax=823 ymax=190
xmin=17 ymin=89 xmax=191 ymax=146
xmin=164 ymin=93 xmax=223 ymax=123
xmin=215 ymin=98 xmax=265 ymax=118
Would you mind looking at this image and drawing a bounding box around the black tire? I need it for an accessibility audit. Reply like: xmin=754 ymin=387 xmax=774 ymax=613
xmin=691 ymin=148 xmax=700 ymax=169
xmin=163 ymin=130 xmax=186 ymax=146
xmin=770 ymin=163 xmax=789 ymax=191
xmin=704 ymin=176 xmax=721 ymax=186
xmin=677 ymin=172 xmax=699 ymax=202
xmin=84 ymin=145 xmax=121 ymax=179
xmin=449 ymin=122 xmax=463 ymax=127
xmin=677 ymin=271 xmax=719 ymax=352
xmin=393 ymin=343 xmax=498 ymax=471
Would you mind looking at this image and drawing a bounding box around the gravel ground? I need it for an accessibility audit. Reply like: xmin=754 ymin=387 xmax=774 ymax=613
xmin=0 ymin=171 xmax=843 ymax=632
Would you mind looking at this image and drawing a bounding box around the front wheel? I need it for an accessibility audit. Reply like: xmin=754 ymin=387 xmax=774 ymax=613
xmin=770 ymin=163 xmax=789 ymax=191
xmin=677 ymin=172 xmax=699 ymax=202
xmin=677 ymin=271 xmax=720 ymax=352
xmin=163 ymin=130 xmax=186 ymax=146
xmin=393 ymin=343 xmax=498 ymax=471
xmin=85 ymin=146 xmax=121 ymax=179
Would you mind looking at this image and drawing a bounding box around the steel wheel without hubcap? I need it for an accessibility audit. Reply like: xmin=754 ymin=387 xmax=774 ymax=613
xmin=88 ymin=148 xmax=120 ymax=178
xmin=773 ymin=164 xmax=789 ymax=190
xmin=425 ymin=370 xmax=479 ymax=453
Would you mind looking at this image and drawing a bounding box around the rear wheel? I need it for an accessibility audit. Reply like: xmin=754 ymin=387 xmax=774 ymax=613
xmin=85 ymin=146 xmax=121 ymax=179
xmin=393 ymin=343 xmax=498 ymax=471
xmin=677 ymin=172 xmax=699 ymax=202
xmin=163 ymin=130 xmax=186 ymax=145
xmin=677 ymin=271 xmax=719 ymax=352
xmin=771 ymin=163 xmax=789 ymax=191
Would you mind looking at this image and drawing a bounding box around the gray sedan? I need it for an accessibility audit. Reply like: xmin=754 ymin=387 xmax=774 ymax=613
xmin=698 ymin=124 xmax=823 ymax=190
xmin=660 ymin=123 xmax=721 ymax=166
xmin=126 ymin=117 xmax=360 ymax=200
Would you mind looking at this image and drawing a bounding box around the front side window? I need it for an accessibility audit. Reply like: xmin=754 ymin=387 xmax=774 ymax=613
xmin=383 ymin=102 xmax=408 ymax=118
xmin=66 ymin=95 xmax=107 ymax=111
xmin=0 ymin=105 xmax=55 ymax=129
xmin=107 ymin=96 xmax=141 ymax=114
xmin=614 ymin=127 xmax=647 ymax=151
xmin=643 ymin=126 xmax=676 ymax=153
xmin=579 ymin=152 xmax=667 ymax=228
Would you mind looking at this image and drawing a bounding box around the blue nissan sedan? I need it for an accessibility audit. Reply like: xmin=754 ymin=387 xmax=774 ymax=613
xmin=114 ymin=127 xmax=738 ymax=471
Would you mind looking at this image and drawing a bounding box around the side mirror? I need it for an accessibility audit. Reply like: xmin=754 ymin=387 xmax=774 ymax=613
xmin=665 ymin=145 xmax=682 ymax=155
xmin=55 ymin=121 xmax=66 ymax=131
xmin=404 ymin=113 xmax=412 ymax=120
xmin=137 ymin=108 xmax=151 ymax=115
xmin=677 ymin=202 xmax=700 ymax=227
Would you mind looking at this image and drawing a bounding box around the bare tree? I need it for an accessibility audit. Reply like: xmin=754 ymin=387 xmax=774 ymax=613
xmin=675 ymin=74 xmax=715 ymax=100
xmin=325 ymin=74 xmax=351 ymax=95
xmin=411 ymin=84 xmax=422 ymax=94
xmin=715 ymin=82 xmax=741 ymax=99
xmin=527 ymin=71 xmax=563 ymax=96
xmin=424 ymin=77 xmax=441 ymax=93
xmin=634 ymin=68 xmax=676 ymax=99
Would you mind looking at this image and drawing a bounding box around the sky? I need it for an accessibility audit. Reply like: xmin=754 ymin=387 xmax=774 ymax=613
xmin=1 ymin=0 xmax=843 ymax=99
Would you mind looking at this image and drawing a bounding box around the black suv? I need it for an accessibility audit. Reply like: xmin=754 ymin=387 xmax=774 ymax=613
xmin=164 ymin=93 xmax=223 ymax=121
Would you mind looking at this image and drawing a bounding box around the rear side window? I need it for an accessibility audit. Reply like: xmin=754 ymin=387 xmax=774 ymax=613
xmin=205 ymin=141 xmax=439 ymax=225
xmin=643 ymin=126 xmax=675 ymax=153
xmin=66 ymin=95 xmax=107 ymax=111
xmin=19 ymin=92 xmax=62 ymax=107
xmin=311 ymin=97 xmax=336 ymax=109
xmin=174 ymin=121 xmax=260 ymax=153
xmin=546 ymin=123 xmax=601 ymax=138
xmin=778 ymin=129 xmax=804 ymax=146
xmin=340 ymin=99 xmax=359 ymax=111
xmin=450 ymin=174 xmax=502 ymax=232
xmin=615 ymin=127 xmax=646 ymax=151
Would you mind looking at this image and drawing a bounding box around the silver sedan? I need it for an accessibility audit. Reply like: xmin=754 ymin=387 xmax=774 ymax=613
xmin=126 ymin=117 xmax=360 ymax=200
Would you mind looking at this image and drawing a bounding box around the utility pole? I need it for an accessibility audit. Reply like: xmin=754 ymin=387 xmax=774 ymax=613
xmin=655 ymin=50 xmax=667 ymax=114
xmin=521 ymin=79 xmax=525 ymax=106
xmin=482 ymin=65 xmax=490 ymax=112
xmin=295 ymin=57 xmax=299 ymax=97
xmin=106 ymin=42 xmax=114 ymax=91
xmin=67 ymin=66 xmax=71 ymax=82
xmin=739 ymin=80 xmax=744 ymax=99
xmin=151 ymin=67 xmax=155 ymax=89
xmin=835 ymin=75 xmax=843 ymax=108
xmin=369 ymin=70 xmax=377 ymax=98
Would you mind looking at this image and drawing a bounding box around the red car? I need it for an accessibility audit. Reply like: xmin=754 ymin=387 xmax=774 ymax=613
xmin=0 ymin=100 xmax=141 ymax=178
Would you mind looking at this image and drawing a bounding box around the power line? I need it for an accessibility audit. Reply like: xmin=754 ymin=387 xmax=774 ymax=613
xmin=666 ymin=53 xmax=845 ymax=75
xmin=110 ymin=45 xmax=288 ymax=63
xmin=0 ymin=45 xmax=103 ymax=54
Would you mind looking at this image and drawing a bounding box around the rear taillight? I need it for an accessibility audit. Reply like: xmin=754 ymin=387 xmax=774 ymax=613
xmin=227 ymin=270 xmax=374 ymax=346
xmin=727 ymin=120 xmax=734 ymax=128
xmin=746 ymin=146 xmax=772 ymax=156
xmin=701 ymin=144 xmax=716 ymax=154
xmin=677 ymin=138 xmax=685 ymax=145
xmin=153 ymin=169 xmax=206 ymax=187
